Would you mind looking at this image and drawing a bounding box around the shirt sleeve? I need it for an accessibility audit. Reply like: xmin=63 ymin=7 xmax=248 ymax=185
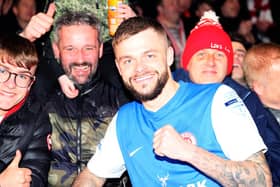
xmin=87 ymin=113 xmax=126 ymax=178
xmin=211 ymin=85 xmax=267 ymax=161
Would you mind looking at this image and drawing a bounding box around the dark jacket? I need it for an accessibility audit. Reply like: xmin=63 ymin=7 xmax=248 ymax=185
xmin=0 ymin=92 xmax=51 ymax=187
xmin=173 ymin=68 xmax=280 ymax=186
xmin=33 ymin=34 xmax=63 ymax=105
xmin=45 ymin=70 xmax=131 ymax=187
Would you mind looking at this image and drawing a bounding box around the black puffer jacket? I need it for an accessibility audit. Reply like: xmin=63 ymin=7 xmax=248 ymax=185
xmin=0 ymin=92 xmax=51 ymax=187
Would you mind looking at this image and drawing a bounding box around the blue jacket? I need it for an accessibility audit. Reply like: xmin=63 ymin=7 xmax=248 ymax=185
xmin=173 ymin=68 xmax=280 ymax=186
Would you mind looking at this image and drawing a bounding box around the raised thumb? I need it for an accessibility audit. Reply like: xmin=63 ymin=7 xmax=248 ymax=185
xmin=46 ymin=2 xmax=56 ymax=17
xmin=9 ymin=150 xmax=22 ymax=168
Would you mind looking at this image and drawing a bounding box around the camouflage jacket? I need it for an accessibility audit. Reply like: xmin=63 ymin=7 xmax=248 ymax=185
xmin=45 ymin=72 xmax=131 ymax=186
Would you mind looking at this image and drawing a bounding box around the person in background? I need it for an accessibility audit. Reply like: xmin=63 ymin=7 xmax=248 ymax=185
xmin=0 ymin=0 xmax=36 ymax=34
xmin=230 ymin=33 xmax=251 ymax=87
xmin=0 ymin=33 xmax=51 ymax=187
xmin=0 ymin=0 xmax=13 ymax=16
xmin=174 ymin=10 xmax=280 ymax=186
xmin=156 ymin=0 xmax=186 ymax=70
xmin=72 ymin=16 xmax=271 ymax=187
xmin=11 ymin=0 xmax=36 ymax=30
xmin=247 ymin=0 xmax=275 ymax=43
xmin=215 ymin=0 xmax=241 ymax=33
xmin=215 ymin=0 xmax=257 ymax=45
xmin=183 ymin=0 xmax=214 ymax=36
xmin=236 ymin=8 xmax=257 ymax=46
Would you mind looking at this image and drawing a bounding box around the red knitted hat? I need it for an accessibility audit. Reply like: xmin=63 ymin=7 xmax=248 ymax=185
xmin=181 ymin=10 xmax=233 ymax=75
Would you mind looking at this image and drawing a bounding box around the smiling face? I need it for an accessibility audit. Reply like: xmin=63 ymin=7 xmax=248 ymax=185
xmin=0 ymin=62 xmax=36 ymax=116
xmin=52 ymin=24 xmax=103 ymax=86
xmin=231 ymin=41 xmax=246 ymax=84
xmin=114 ymin=28 xmax=173 ymax=101
xmin=187 ymin=48 xmax=228 ymax=84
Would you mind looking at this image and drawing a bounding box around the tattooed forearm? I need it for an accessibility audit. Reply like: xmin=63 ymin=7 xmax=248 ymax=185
xmin=221 ymin=152 xmax=269 ymax=186
xmin=187 ymin=147 xmax=272 ymax=187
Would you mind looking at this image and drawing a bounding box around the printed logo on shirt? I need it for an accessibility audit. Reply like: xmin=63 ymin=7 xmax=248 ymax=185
xmin=157 ymin=173 xmax=169 ymax=187
xmin=224 ymin=98 xmax=238 ymax=106
xmin=186 ymin=179 xmax=207 ymax=187
xmin=181 ymin=132 xmax=197 ymax=145
xmin=223 ymin=90 xmax=249 ymax=117
xmin=156 ymin=173 xmax=207 ymax=187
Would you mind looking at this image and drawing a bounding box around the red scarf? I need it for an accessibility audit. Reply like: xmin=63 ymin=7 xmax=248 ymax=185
xmin=2 ymin=94 xmax=28 ymax=122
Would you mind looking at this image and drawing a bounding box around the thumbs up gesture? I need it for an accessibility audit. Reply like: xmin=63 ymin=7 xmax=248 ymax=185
xmin=0 ymin=150 xmax=32 ymax=187
xmin=19 ymin=2 xmax=56 ymax=42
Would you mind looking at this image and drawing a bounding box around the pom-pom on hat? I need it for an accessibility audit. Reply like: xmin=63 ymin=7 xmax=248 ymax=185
xmin=181 ymin=10 xmax=233 ymax=75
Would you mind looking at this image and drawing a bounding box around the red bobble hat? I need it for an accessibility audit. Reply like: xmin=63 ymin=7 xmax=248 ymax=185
xmin=181 ymin=10 xmax=233 ymax=75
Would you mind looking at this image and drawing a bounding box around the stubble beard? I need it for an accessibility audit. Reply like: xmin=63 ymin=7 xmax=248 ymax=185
xmin=124 ymin=69 xmax=169 ymax=102
xmin=63 ymin=62 xmax=97 ymax=88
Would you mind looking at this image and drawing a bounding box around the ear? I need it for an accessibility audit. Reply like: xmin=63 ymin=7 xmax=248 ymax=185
xmin=12 ymin=6 xmax=18 ymax=16
xmin=167 ymin=46 xmax=174 ymax=67
xmin=115 ymin=58 xmax=122 ymax=76
xmin=99 ymin=43 xmax=103 ymax=58
xmin=157 ymin=3 xmax=163 ymax=13
xmin=52 ymin=42 xmax=60 ymax=59
xmin=28 ymin=66 xmax=37 ymax=90
xmin=28 ymin=80 xmax=35 ymax=90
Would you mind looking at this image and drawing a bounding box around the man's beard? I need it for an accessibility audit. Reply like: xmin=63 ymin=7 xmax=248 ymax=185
xmin=124 ymin=69 xmax=169 ymax=102
xmin=64 ymin=62 xmax=96 ymax=88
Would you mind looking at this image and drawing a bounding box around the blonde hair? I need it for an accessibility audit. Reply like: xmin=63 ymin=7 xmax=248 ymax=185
xmin=243 ymin=43 xmax=280 ymax=88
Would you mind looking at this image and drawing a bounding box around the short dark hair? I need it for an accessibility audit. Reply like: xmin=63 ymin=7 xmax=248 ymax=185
xmin=0 ymin=33 xmax=38 ymax=70
xmin=229 ymin=32 xmax=252 ymax=50
xmin=112 ymin=17 xmax=169 ymax=49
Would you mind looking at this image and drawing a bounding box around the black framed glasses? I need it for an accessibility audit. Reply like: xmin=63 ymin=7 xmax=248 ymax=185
xmin=0 ymin=66 xmax=35 ymax=88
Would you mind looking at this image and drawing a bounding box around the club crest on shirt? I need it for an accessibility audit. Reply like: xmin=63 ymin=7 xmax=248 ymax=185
xmin=181 ymin=132 xmax=197 ymax=145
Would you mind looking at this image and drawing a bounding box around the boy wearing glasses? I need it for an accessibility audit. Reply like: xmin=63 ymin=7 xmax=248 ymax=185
xmin=0 ymin=33 xmax=51 ymax=187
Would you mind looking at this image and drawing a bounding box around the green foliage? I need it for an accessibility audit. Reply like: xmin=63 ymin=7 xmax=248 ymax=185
xmin=53 ymin=0 xmax=108 ymax=41
xmin=53 ymin=0 xmax=127 ymax=42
